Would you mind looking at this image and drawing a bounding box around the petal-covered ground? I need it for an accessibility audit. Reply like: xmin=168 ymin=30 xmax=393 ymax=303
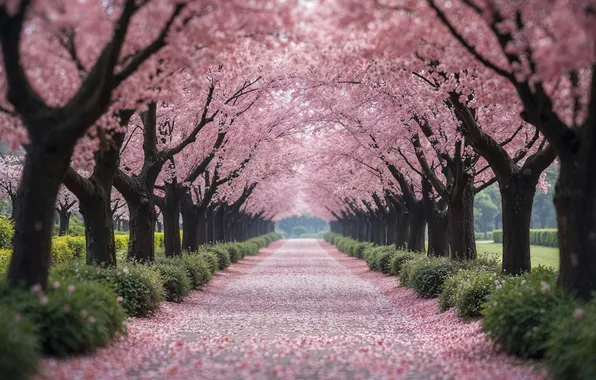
xmin=39 ymin=239 xmax=548 ymax=380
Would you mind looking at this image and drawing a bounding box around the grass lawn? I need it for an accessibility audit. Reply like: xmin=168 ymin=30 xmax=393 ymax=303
xmin=476 ymin=242 xmax=559 ymax=269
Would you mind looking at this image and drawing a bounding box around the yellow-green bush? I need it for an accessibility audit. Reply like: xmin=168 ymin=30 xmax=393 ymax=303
xmin=0 ymin=216 xmax=13 ymax=249
xmin=0 ymin=248 xmax=11 ymax=275
xmin=51 ymin=237 xmax=77 ymax=264
xmin=154 ymin=232 xmax=165 ymax=249
xmin=114 ymin=235 xmax=129 ymax=251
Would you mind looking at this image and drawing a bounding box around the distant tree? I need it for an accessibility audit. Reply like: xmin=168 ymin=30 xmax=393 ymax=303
xmin=474 ymin=192 xmax=499 ymax=239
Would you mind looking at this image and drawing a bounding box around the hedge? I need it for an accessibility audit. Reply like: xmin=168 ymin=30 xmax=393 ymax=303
xmin=492 ymin=229 xmax=558 ymax=247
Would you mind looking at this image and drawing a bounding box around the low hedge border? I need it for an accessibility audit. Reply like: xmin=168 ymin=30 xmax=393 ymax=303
xmin=325 ymin=233 xmax=596 ymax=379
xmin=492 ymin=229 xmax=558 ymax=247
xmin=0 ymin=232 xmax=282 ymax=376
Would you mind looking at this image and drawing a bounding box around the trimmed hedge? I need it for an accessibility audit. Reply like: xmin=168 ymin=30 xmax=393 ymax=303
xmin=493 ymin=229 xmax=558 ymax=247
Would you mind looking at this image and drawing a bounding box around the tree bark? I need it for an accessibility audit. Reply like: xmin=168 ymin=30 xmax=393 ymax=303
xmin=58 ymin=210 xmax=69 ymax=236
xmin=126 ymin=195 xmax=156 ymax=263
xmin=500 ymin=175 xmax=536 ymax=274
xmin=555 ymin=158 xmax=596 ymax=299
xmin=162 ymin=182 xmax=182 ymax=258
xmin=213 ymin=206 xmax=225 ymax=243
xmin=79 ymin=196 xmax=116 ymax=266
xmin=407 ymin=202 xmax=426 ymax=252
xmin=396 ymin=209 xmax=409 ymax=249
xmin=448 ymin=178 xmax=477 ymax=260
xmin=422 ymin=179 xmax=449 ymax=257
xmin=8 ymin=146 xmax=71 ymax=289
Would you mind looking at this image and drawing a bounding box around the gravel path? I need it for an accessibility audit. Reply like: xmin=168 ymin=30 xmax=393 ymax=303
xmin=40 ymin=239 xmax=547 ymax=380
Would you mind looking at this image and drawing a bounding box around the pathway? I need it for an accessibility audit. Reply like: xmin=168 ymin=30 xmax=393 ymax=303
xmin=41 ymin=239 xmax=546 ymax=380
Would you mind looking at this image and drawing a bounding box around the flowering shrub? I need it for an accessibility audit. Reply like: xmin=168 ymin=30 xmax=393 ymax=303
xmin=0 ymin=281 xmax=127 ymax=357
xmin=548 ymin=301 xmax=596 ymax=380
xmin=0 ymin=248 xmax=10 ymax=275
xmin=51 ymin=262 xmax=164 ymax=317
xmin=482 ymin=267 xmax=575 ymax=358
xmin=0 ymin=307 xmax=40 ymax=380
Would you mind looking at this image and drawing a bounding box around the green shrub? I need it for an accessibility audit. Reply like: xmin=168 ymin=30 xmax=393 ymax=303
xmin=0 ymin=307 xmax=40 ymax=380
xmin=51 ymin=262 xmax=164 ymax=317
xmin=389 ymin=251 xmax=419 ymax=276
xmin=363 ymin=246 xmax=395 ymax=273
xmin=153 ymin=263 xmax=191 ymax=302
xmin=207 ymin=247 xmax=231 ymax=270
xmin=198 ymin=250 xmax=219 ymax=274
xmin=0 ymin=216 xmax=14 ymax=249
xmin=323 ymin=232 xmax=341 ymax=243
xmin=401 ymin=258 xmax=462 ymax=298
xmin=482 ymin=267 xmax=574 ymax=359
xmin=158 ymin=256 xmax=211 ymax=290
xmin=220 ymin=243 xmax=242 ymax=263
xmin=438 ymin=273 xmax=459 ymax=312
xmin=548 ymin=300 xmax=596 ymax=380
xmin=0 ymin=281 xmax=127 ymax=357
xmin=248 ymin=237 xmax=268 ymax=249
xmin=240 ymin=241 xmax=260 ymax=256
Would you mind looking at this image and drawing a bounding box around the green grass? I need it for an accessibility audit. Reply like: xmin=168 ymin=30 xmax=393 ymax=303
xmin=476 ymin=243 xmax=559 ymax=269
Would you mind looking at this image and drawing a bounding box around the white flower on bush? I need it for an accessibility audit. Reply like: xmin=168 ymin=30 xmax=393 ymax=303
xmin=52 ymin=281 xmax=61 ymax=289
xmin=117 ymin=296 xmax=124 ymax=303
xmin=80 ymin=310 xmax=88 ymax=318
xmin=39 ymin=295 xmax=48 ymax=305
xmin=521 ymin=280 xmax=526 ymax=286
xmin=122 ymin=267 xmax=129 ymax=274
xmin=30 ymin=283 xmax=42 ymax=295
xmin=88 ymin=316 xmax=96 ymax=324
xmin=67 ymin=284 xmax=76 ymax=293
xmin=540 ymin=281 xmax=551 ymax=293
xmin=573 ymin=308 xmax=585 ymax=320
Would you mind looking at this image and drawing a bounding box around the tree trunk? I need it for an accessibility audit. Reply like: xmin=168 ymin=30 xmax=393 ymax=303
xmin=181 ymin=192 xmax=199 ymax=252
xmin=213 ymin=207 xmax=225 ymax=243
xmin=58 ymin=210 xmax=69 ymax=236
xmin=407 ymin=202 xmax=426 ymax=252
xmin=555 ymin=157 xmax=596 ymax=299
xmin=386 ymin=210 xmax=398 ymax=245
xmin=127 ymin=196 xmax=156 ymax=263
xmin=396 ymin=209 xmax=409 ymax=249
xmin=8 ymin=147 xmax=71 ymax=289
xmin=157 ymin=220 xmax=162 ymax=233
xmin=500 ymin=176 xmax=536 ymax=274
xmin=79 ymin=196 xmax=116 ymax=266
xmin=162 ymin=183 xmax=182 ymax=258
xmin=422 ymin=179 xmax=449 ymax=257
xmin=448 ymin=178 xmax=477 ymax=260
xmin=206 ymin=207 xmax=215 ymax=244
xmin=198 ymin=212 xmax=208 ymax=245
